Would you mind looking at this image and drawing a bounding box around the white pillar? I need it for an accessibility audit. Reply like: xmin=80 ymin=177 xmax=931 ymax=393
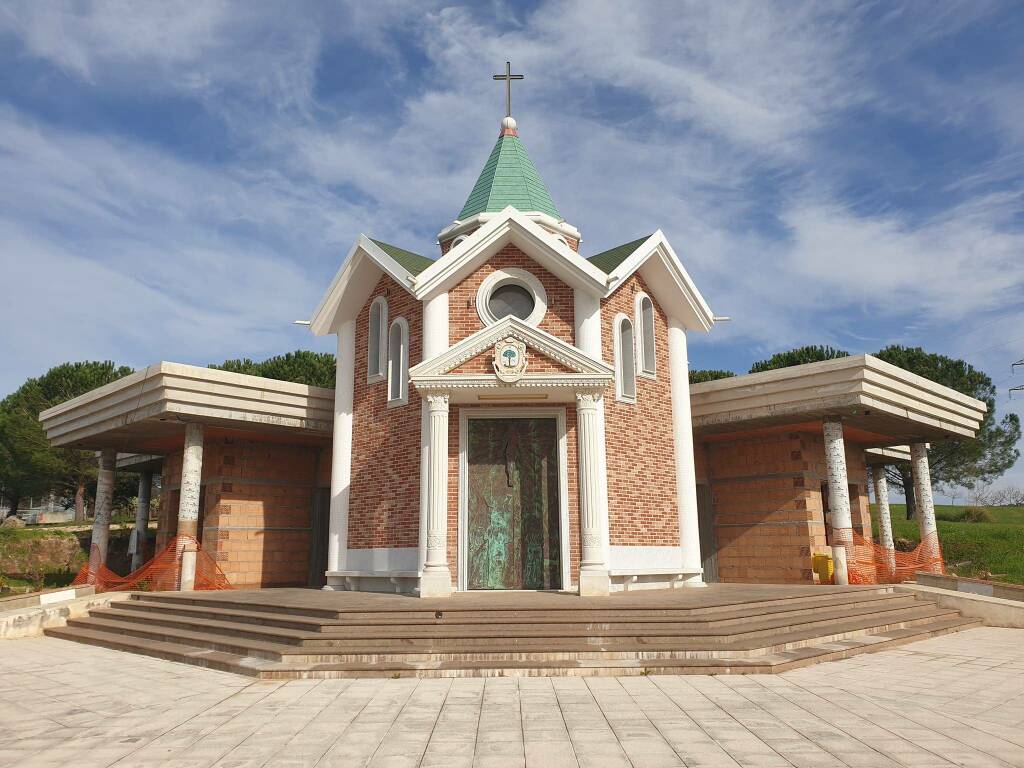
xmin=667 ymin=317 xmax=705 ymax=586
xmin=327 ymin=319 xmax=355 ymax=581
xmin=869 ymin=466 xmax=896 ymax=577
xmin=823 ymin=419 xmax=853 ymax=585
xmin=419 ymin=292 xmax=449 ymax=571
xmin=177 ymin=423 xmax=203 ymax=591
xmin=420 ymin=392 xmax=452 ymax=597
xmin=86 ymin=449 xmax=117 ymax=583
xmin=131 ymin=470 xmax=153 ymax=571
xmin=577 ymin=391 xmax=610 ymax=596
xmin=574 ymin=289 xmax=612 ymax=574
xmin=910 ymin=442 xmax=941 ymax=573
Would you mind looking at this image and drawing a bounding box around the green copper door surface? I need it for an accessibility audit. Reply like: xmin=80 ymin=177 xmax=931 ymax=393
xmin=467 ymin=418 xmax=561 ymax=590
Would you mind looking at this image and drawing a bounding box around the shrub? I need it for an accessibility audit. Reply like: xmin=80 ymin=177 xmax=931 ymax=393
xmin=961 ymin=507 xmax=994 ymax=523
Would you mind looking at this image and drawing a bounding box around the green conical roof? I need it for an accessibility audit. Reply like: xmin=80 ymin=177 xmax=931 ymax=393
xmin=458 ymin=130 xmax=560 ymax=220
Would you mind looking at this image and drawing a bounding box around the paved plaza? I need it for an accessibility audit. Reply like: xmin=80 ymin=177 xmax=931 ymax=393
xmin=2 ymin=627 xmax=1023 ymax=767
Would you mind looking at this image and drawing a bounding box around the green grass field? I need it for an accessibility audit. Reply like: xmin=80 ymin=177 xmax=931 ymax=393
xmin=871 ymin=504 xmax=1024 ymax=585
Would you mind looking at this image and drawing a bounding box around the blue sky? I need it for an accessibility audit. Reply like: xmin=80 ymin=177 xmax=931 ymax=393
xmin=2 ymin=1 xmax=1023 ymax=495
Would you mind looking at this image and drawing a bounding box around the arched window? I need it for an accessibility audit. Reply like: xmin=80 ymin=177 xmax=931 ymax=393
xmin=387 ymin=317 xmax=409 ymax=406
xmin=635 ymin=293 xmax=656 ymax=377
xmin=367 ymin=296 xmax=387 ymax=383
xmin=614 ymin=314 xmax=636 ymax=402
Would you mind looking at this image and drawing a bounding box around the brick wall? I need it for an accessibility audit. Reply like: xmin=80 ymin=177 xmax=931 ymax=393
xmin=448 ymin=245 xmax=575 ymax=345
xmin=601 ymin=273 xmax=679 ymax=548
xmin=704 ymin=427 xmax=875 ymax=584
xmin=156 ymin=436 xmax=322 ymax=588
xmin=348 ymin=274 xmax=423 ymax=550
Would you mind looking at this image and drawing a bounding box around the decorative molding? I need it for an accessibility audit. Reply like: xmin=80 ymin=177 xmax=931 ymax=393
xmin=425 ymin=392 xmax=450 ymax=410
xmin=492 ymin=337 xmax=528 ymax=383
xmin=476 ymin=267 xmax=549 ymax=327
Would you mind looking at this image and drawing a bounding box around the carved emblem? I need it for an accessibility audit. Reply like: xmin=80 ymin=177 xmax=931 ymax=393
xmin=493 ymin=337 xmax=528 ymax=383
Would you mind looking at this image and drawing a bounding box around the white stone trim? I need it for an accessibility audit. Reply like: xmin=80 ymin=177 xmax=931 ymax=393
xmin=366 ymin=296 xmax=387 ymax=384
xmin=343 ymin=547 xmax=420 ymax=572
xmin=667 ymin=318 xmax=703 ymax=586
xmin=609 ymin=545 xmax=686 ymax=570
xmin=612 ymin=313 xmax=636 ymax=404
xmin=634 ymin=292 xmax=656 ymax=379
xmin=476 ymin=267 xmax=548 ymax=327
xmin=328 ymin=320 xmax=355 ymax=574
xmin=457 ymin=407 xmax=571 ymax=592
xmin=386 ymin=316 xmax=410 ymax=408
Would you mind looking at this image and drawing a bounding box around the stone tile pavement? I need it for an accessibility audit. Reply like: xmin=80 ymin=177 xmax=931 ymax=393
xmin=1 ymin=627 xmax=1023 ymax=767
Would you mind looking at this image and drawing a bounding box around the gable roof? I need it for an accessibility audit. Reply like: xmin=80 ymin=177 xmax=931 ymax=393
xmin=458 ymin=132 xmax=560 ymax=220
xmin=588 ymin=235 xmax=653 ymax=274
xmin=369 ymin=239 xmax=434 ymax=275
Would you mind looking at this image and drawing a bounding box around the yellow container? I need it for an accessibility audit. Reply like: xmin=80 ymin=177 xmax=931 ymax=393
xmin=812 ymin=553 xmax=834 ymax=584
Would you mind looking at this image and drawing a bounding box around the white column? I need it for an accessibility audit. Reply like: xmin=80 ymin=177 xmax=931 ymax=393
xmin=868 ymin=466 xmax=897 ymax=577
xmin=910 ymin=442 xmax=942 ymax=573
xmin=574 ymin=289 xmax=612 ymax=574
xmin=177 ymin=422 xmax=204 ymax=591
xmin=576 ymin=391 xmax=610 ymax=596
xmin=823 ymin=419 xmax=853 ymax=584
xmin=420 ymin=392 xmax=452 ymax=597
xmin=327 ymin=320 xmax=355 ymax=581
xmin=667 ymin=317 xmax=705 ymax=586
xmin=419 ymin=292 xmax=450 ymax=570
xmin=86 ymin=449 xmax=117 ymax=583
xmin=131 ymin=470 xmax=153 ymax=571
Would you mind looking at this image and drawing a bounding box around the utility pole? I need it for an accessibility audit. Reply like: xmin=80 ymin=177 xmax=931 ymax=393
xmin=1011 ymin=358 xmax=1024 ymax=399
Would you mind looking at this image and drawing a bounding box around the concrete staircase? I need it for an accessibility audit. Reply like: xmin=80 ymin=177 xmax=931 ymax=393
xmin=44 ymin=587 xmax=979 ymax=679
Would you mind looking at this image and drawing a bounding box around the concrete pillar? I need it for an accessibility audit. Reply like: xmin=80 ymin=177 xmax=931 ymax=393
xmin=327 ymin=320 xmax=355 ymax=578
xmin=177 ymin=422 xmax=204 ymax=591
xmin=574 ymin=289 xmax=612 ymax=572
xmin=86 ymin=449 xmax=117 ymax=583
xmin=823 ymin=419 xmax=853 ymax=585
xmin=869 ymin=466 xmax=897 ymax=577
xmin=667 ymin=317 xmax=704 ymax=586
xmin=420 ymin=392 xmax=452 ymax=597
xmin=910 ymin=443 xmax=942 ymax=573
xmin=131 ymin=469 xmax=153 ymax=571
xmin=577 ymin=391 xmax=610 ymax=596
xmin=419 ymin=292 xmax=449 ymax=571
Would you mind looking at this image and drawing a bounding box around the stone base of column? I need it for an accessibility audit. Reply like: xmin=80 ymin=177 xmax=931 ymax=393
xmin=179 ymin=542 xmax=197 ymax=592
xmin=578 ymin=568 xmax=610 ymax=597
xmin=831 ymin=545 xmax=849 ymax=586
xmin=419 ymin=569 xmax=453 ymax=598
xmin=677 ymin=572 xmax=706 ymax=588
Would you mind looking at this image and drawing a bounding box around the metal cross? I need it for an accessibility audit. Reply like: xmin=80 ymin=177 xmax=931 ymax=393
xmin=493 ymin=61 xmax=524 ymax=118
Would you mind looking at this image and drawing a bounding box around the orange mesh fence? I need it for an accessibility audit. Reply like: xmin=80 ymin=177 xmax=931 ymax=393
xmin=72 ymin=535 xmax=232 ymax=592
xmin=839 ymin=529 xmax=944 ymax=585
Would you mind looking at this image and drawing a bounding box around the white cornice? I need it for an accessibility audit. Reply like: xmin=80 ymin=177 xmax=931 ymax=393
xmin=437 ymin=210 xmax=582 ymax=244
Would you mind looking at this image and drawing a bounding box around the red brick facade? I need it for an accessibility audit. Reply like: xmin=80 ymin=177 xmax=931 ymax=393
xmin=600 ymin=273 xmax=680 ymax=548
xmin=448 ymin=245 xmax=575 ymax=345
xmin=348 ymin=275 xmax=423 ymax=550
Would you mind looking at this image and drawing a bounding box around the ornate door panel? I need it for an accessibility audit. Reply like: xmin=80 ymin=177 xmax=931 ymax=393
xmin=467 ymin=418 xmax=561 ymax=590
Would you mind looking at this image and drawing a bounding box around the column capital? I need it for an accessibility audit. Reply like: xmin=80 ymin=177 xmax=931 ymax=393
xmin=424 ymin=391 xmax=450 ymax=412
xmin=575 ymin=391 xmax=602 ymax=411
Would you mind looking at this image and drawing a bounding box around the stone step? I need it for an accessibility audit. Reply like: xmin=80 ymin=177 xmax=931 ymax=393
xmin=112 ymin=590 xmax=914 ymax=633
xmin=43 ymin=615 xmax=982 ymax=679
xmin=92 ymin=596 xmax=935 ymax=648
xmin=127 ymin=585 xmax=892 ymax=621
xmin=61 ymin=604 xmax=962 ymax=663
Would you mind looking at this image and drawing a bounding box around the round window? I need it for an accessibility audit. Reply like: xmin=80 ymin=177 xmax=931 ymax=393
xmin=488 ymin=283 xmax=535 ymax=320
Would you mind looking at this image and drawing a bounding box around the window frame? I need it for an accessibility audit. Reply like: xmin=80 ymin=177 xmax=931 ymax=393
xmin=634 ymin=292 xmax=657 ymax=378
xmin=475 ymin=267 xmax=548 ymax=327
xmin=386 ymin=316 xmax=409 ymax=407
xmin=613 ymin=313 xmax=637 ymax=403
xmin=367 ymin=296 xmax=388 ymax=384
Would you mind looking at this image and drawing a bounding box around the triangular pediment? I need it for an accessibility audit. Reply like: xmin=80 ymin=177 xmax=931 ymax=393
xmin=409 ymin=316 xmax=613 ymax=386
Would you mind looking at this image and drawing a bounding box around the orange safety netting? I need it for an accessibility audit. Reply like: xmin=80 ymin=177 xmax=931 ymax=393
xmin=72 ymin=535 xmax=232 ymax=592
xmin=843 ymin=530 xmax=944 ymax=585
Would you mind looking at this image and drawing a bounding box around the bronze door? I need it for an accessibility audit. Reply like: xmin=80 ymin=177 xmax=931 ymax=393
xmin=467 ymin=418 xmax=561 ymax=590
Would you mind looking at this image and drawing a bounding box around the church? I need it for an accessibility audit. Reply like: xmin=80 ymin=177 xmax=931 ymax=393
xmin=39 ymin=68 xmax=987 ymax=598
